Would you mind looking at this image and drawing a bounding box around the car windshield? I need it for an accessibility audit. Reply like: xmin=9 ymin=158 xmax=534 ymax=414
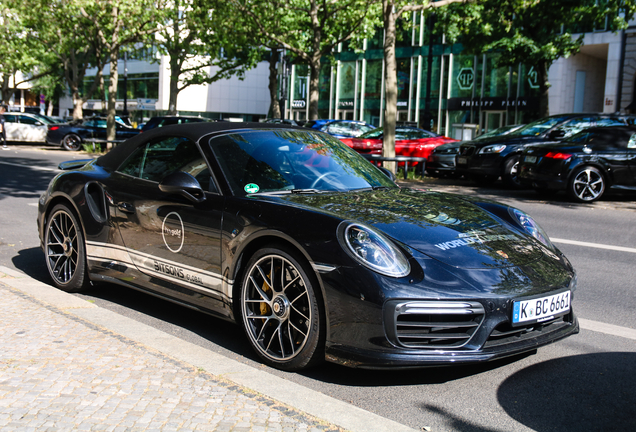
xmin=209 ymin=129 xmax=397 ymax=196
xmin=510 ymin=116 xmax=572 ymax=137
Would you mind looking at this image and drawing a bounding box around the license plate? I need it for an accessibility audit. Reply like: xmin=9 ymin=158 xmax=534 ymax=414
xmin=524 ymin=155 xmax=537 ymax=164
xmin=512 ymin=291 xmax=570 ymax=325
xmin=457 ymin=157 xmax=468 ymax=165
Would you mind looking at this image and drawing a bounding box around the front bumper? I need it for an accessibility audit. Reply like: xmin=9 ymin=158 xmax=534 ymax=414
xmin=456 ymin=153 xmax=502 ymax=176
xmin=325 ymin=311 xmax=578 ymax=369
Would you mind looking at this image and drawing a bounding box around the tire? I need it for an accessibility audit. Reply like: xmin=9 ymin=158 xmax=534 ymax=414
xmin=502 ymin=155 xmax=523 ymax=189
xmin=239 ymin=246 xmax=324 ymax=371
xmin=62 ymin=133 xmax=82 ymax=151
xmin=44 ymin=204 xmax=90 ymax=292
xmin=568 ymin=166 xmax=605 ymax=203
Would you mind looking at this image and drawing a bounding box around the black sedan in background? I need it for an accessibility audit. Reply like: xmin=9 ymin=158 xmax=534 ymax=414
xmin=38 ymin=122 xmax=578 ymax=371
xmin=518 ymin=126 xmax=636 ymax=202
xmin=427 ymin=124 xmax=524 ymax=178
xmin=456 ymin=114 xmax=633 ymax=188
xmin=46 ymin=116 xmax=140 ymax=150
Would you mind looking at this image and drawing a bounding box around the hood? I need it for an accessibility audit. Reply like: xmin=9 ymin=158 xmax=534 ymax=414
xmin=261 ymin=188 xmax=546 ymax=270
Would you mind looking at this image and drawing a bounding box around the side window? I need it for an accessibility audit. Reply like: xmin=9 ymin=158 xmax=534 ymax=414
xmin=118 ymin=137 xmax=214 ymax=192
xmin=4 ymin=114 xmax=17 ymax=123
xmin=19 ymin=116 xmax=39 ymax=125
xmin=554 ymin=117 xmax=594 ymax=138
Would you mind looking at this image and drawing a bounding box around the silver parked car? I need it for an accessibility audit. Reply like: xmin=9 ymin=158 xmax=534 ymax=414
xmin=2 ymin=112 xmax=55 ymax=143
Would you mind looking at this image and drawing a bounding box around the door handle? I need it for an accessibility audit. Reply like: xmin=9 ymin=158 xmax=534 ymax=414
xmin=118 ymin=202 xmax=135 ymax=213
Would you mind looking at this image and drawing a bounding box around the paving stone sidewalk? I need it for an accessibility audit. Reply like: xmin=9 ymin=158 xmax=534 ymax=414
xmin=0 ymin=283 xmax=343 ymax=432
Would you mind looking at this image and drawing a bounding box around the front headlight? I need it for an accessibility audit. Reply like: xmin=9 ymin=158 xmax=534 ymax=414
xmin=339 ymin=222 xmax=410 ymax=277
xmin=479 ymin=144 xmax=506 ymax=154
xmin=509 ymin=208 xmax=553 ymax=249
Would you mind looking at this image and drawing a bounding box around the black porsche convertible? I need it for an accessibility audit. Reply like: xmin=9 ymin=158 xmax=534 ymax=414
xmin=37 ymin=122 xmax=578 ymax=371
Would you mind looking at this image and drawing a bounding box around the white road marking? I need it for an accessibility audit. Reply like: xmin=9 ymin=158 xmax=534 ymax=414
xmin=579 ymin=318 xmax=636 ymax=341
xmin=552 ymin=238 xmax=636 ymax=254
xmin=0 ymin=160 xmax=58 ymax=172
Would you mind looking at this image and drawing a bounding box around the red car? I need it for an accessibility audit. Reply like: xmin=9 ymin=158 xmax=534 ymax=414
xmin=340 ymin=126 xmax=458 ymax=161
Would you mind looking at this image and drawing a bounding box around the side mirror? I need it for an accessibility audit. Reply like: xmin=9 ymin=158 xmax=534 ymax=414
xmin=377 ymin=166 xmax=397 ymax=182
xmin=159 ymin=171 xmax=206 ymax=204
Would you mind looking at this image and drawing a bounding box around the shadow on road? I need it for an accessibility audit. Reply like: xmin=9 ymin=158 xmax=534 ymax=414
xmin=497 ymin=352 xmax=636 ymax=431
xmin=0 ymin=156 xmax=58 ymax=200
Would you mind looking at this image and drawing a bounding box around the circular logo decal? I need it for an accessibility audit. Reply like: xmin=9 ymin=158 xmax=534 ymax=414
xmin=244 ymin=183 xmax=260 ymax=194
xmin=162 ymin=212 xmax=185 ymax=253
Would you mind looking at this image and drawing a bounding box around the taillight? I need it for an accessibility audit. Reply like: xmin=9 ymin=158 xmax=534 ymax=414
xmin=49 ymin=125 xmax=60 ymax=131
xmin=544 ymin=151 xmax=572 ymax=160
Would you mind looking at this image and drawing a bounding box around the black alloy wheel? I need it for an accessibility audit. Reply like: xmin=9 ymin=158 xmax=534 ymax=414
xmin=44 ymin=204 xmax=89 ymax=292
xmin=239 ymin=246 xmax=323 ymax=371
xmin=568 ymin=166 xmax=606 ymax=203
xmin=62 ymin=133 xmax=82 ymax=151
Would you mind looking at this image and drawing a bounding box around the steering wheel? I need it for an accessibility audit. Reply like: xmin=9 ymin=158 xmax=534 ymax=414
xmin=309 ymin=172 xmax=339 ymax=189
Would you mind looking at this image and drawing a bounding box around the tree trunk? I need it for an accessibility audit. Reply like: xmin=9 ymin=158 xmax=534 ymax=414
xmin=537 ymin=60 xmax=550 ymax=118
xmin=107 ymin=49 xmax=119 ymax=142
xmin=382 ymin=0 xmax=397 ymax=174
xmin=72 ymin=90 xmax=84 ymax=120
xmin=268 ymin=47 xmax=281 ymax=118
xmin=308 ymin=59 xmax=321 ymax=120
xmin=168 ymin=55 xmax=180 ymax=115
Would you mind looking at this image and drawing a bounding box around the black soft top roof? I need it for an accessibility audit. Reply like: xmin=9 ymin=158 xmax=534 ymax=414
xmin=95 ymin=122 xmax=303 ymax=170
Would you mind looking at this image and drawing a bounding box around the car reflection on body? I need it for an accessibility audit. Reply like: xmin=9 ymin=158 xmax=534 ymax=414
xmin=37 ymin=122 xmax=578 ymax=371
xmin=518 ymin=126 xmax=636 ymax=202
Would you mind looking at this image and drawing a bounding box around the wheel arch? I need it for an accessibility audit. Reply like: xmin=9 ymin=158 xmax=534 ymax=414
xmin=566 ymin=159 xmax=615 ymax=187
xmin=229 ymin=231 xmax=330 ymax=337
xmin=42 ymin=192 xmax=85 ymax=239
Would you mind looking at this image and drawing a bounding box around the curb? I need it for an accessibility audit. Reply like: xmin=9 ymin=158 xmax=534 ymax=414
xmin=0 ymin=265 xmax=417 ymax=432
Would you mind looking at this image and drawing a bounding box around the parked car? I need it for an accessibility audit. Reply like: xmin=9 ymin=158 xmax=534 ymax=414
xmin=46 ymin=116 xmax=141 ymax=151
xmin=427 ymin=125 xmax=524 ymax=177
xmin=304 ymin=119 xmax=375 ymax=139
xmin=140 ymin=115 xmax=209 ymax=132
xmin=38 ymin=122 xmax=578 ymax=370
xmin=341 ymin=126 xmax=457 ymax=168
xmin=456 ymin=114 xmax=635 ymax=188
xmin=518 ymin=126 xmax=636 ymax=202
xmin=262 ymin=118 xmax=300 ymax=126
xmin=1 ymin=112 xmax=56 ymax=143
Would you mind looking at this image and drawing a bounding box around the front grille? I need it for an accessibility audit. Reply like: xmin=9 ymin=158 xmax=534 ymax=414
xmin=389 ymin=301 xmax=485 ymax=349
xmin=483 ymin=313 xmax=573 ymax=348
xmin=458 ymin=146 xmax=475 ymax=156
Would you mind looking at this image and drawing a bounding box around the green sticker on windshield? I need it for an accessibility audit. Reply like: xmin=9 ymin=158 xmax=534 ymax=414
xmin=244 ymin=183 xmax=260 ymax=194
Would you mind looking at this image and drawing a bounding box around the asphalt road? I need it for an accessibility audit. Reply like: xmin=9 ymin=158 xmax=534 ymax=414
xmin=2 ymin=144 xmax=635 ymax=432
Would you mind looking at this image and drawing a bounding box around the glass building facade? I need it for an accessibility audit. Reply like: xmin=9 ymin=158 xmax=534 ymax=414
xmin=286 ymin=12 xmax=542 ymax=139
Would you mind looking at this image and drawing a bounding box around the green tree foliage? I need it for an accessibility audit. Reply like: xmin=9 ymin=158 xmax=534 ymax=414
xmin=0 ymin=3 xmax=45 ymax=105
xmin=9 ymin=0 xmax=106 ymax=119
xmin=157 ymin=0 xmax=264 ymax=115
xmin=78 ymin=0 xmax=160 ymax=140
xmin=436 ymin=0 xmax=636 ymax=116
xmin=231 ymin=0 xmax=376 ymax=120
